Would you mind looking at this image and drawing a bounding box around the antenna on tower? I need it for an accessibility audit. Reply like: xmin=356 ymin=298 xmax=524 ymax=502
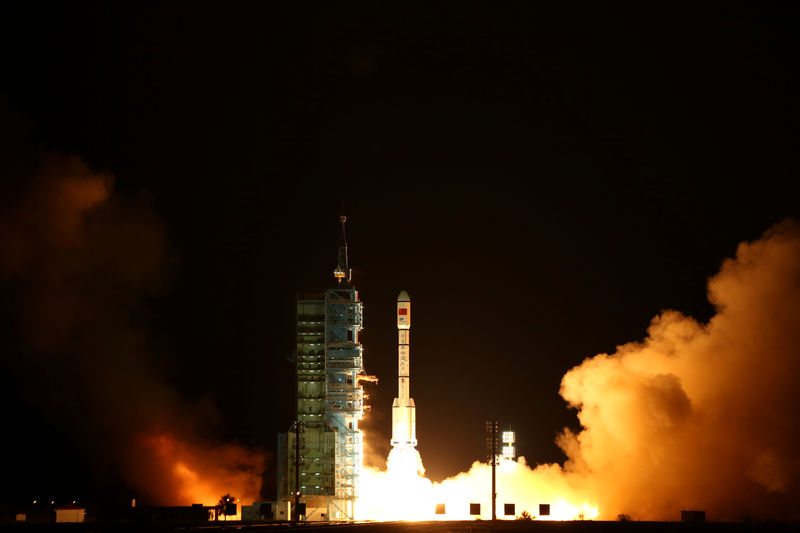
xmin=333 ymin=215 xmax=351 ymax=284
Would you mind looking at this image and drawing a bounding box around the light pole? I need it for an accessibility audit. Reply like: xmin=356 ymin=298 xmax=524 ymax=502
xmin=291 ymin=420 xmax=305 ymax=523
xmin=485 ymin=420 xmax=498 ymax=520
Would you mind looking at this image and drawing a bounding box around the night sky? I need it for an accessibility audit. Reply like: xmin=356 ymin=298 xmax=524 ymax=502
xmin=1 ymin=3 xmax=798 ymax=505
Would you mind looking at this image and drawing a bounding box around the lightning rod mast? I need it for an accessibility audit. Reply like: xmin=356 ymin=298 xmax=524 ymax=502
xmin=333 ymin=215 xmax=351 ymax=284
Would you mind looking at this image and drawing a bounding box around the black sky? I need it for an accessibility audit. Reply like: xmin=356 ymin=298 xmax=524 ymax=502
xmin=1 ymin=3 xmax=798 ymax=503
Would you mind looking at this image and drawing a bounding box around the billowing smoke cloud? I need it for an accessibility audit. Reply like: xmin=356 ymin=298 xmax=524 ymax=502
xmin=359 ymin=220 xmax=800 ymax=521
xmin=554 ymin=219 xmax=800 ymax=520
xmin=0 ymin=148 xmax=264 ymax=505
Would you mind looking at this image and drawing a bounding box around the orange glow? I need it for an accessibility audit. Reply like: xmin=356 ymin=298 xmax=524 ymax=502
xmin=130 ymin=433 xmax=264 ymax=507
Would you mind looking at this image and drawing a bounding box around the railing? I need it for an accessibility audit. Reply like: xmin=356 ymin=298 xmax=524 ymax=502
xmin=326 ymin=360 xmax=361 ymax=370
xmin=327 ymin=389 xmax=362 ymax=401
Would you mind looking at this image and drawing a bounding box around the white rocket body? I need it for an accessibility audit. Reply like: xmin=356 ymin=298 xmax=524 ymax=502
xmin=391 ymin=290 xmax=417 ymax=447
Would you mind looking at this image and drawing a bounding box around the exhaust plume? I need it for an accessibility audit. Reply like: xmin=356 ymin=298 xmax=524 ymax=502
xmin=358 ymin=220 xmax=800 ymax=521
xmin=555 ymin=219 xmax=800 ymax=520
xmin=0 ymin=151 xmax=264 ymax=504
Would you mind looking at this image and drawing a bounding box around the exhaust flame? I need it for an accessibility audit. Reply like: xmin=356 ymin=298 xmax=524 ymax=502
xmin=358 ymin=220 xmax=800 ymax=521
xmin=358 ymin=448 xmax=433 ymax=521
xmin=358 ymin=450 xmax=597 ymax=521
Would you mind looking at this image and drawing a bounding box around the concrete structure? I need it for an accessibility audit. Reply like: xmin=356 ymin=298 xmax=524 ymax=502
xmin=277 ymin=217 xmax=367 ymax=521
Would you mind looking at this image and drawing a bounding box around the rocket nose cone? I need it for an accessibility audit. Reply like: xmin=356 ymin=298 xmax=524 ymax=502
xmin=397 ymin=290 xmax=411 ymax=302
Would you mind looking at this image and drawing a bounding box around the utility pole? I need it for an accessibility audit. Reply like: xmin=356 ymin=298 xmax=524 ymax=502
xmin=291 ymin=420 xmax=305 ymax=523
xmin=485 ymin=420 xmax=498 ymax=520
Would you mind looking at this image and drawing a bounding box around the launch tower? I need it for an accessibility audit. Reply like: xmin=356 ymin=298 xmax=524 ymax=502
xmin=278 ymin=217 xmax=366 ymax=521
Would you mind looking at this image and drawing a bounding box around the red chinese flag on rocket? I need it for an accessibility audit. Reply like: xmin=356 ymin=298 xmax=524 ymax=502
xmin=399 ymin=309 xmax=408 ymax=315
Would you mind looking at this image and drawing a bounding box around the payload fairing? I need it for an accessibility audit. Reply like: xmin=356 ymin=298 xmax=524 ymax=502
xmin=391 ymin=290 xmax=417 ymax=448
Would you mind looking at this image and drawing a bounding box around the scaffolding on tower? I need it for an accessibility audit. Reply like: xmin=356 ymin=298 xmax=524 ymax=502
xmin=278 ymin=215 xmax=368 ymax=522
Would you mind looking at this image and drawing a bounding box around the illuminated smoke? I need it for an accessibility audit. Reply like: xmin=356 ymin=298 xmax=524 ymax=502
xmin=358 ymin=220 xmax=800 ymax=521
xmin=124 ymin=434 xmax=265 ymax=505
xmin=0 ymin=152 xmax=264 ymax=505
xmin=555 ymin=219 xmax=800 ymax=520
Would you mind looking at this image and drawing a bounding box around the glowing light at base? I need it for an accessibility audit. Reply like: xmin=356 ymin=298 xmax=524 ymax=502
xmin=356 ymin=451 xmax=598 ymax=521
xmin=357 ymin=447 xmax=433 ymax=521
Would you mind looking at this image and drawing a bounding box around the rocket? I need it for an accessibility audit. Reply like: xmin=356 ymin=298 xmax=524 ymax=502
xmin=391 ymin=290 xmax=417 ymax=447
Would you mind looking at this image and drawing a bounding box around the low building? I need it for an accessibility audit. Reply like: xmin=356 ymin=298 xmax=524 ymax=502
xmin=242 ymin=501 xmax=288 ymax=521
xmin=55 ymin=504 xmax=86 ymax=523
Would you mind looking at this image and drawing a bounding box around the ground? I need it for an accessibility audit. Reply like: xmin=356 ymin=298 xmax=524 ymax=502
xmin=3 ymin=520 xmax=800 ymax=533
